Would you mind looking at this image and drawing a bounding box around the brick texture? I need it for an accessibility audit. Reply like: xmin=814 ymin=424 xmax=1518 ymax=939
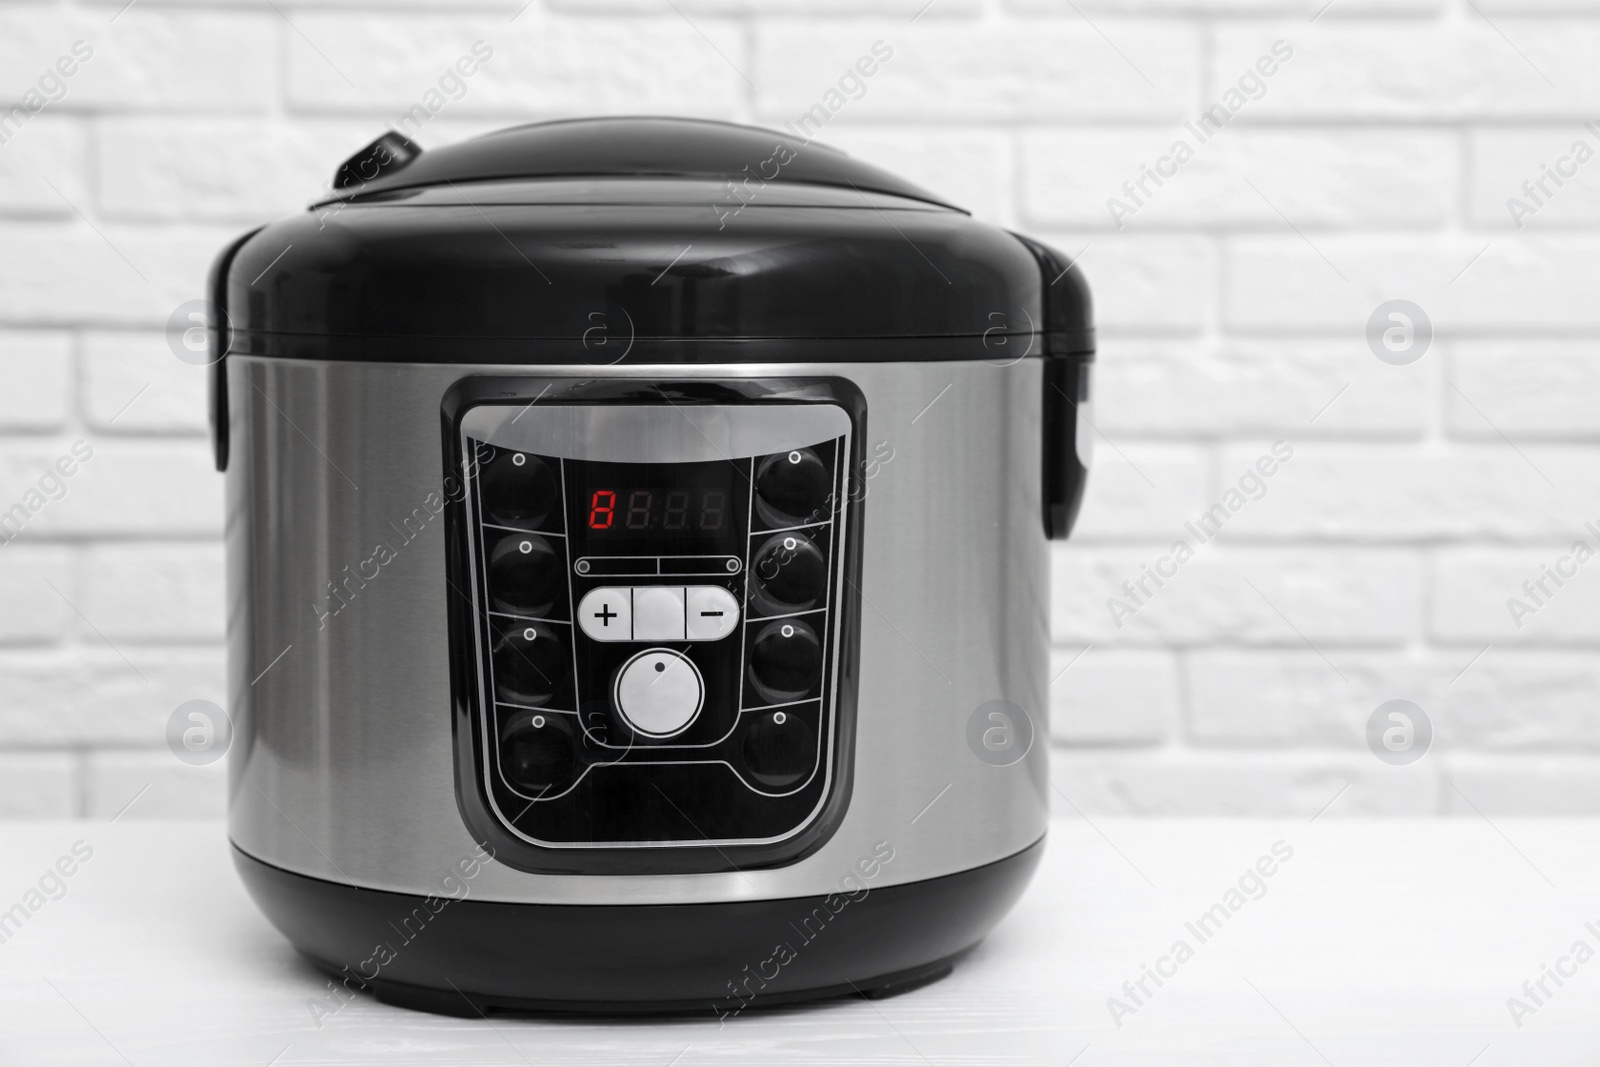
xmin=0 ymin=0 xmax=1594 ymax=818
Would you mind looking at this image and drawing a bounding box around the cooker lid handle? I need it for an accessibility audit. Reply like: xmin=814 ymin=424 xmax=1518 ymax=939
xmin=332 ymin=131 xmax=423 ymax=192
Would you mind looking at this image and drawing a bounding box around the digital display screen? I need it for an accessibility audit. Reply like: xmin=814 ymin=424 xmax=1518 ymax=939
xmin=585 ymin=488 xmax=728 ymax=532
xmin=570 ymin=457 xmax=746 ymax=552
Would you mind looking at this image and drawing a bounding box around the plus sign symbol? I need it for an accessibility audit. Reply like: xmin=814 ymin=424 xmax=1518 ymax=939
xmin=594 ymin=604 xmax=618 ymax=627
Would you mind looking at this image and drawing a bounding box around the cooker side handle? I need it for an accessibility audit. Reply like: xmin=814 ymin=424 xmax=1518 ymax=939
xmin=1008 ymin=233 xmax=1095 ymax=540
xmin=208 ymin=226 xmax=264 ymax=473
xmin=1041 ymin=354 xmax=1093 ymax=540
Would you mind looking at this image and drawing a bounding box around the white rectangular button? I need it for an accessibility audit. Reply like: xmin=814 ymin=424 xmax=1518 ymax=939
xmin=685 ymin=586 xmax=740 ymax=641
xmin=631 ymin=585 xmax=686 ymax=640
xmin=577 ymin=587 xmax=632 ymax=642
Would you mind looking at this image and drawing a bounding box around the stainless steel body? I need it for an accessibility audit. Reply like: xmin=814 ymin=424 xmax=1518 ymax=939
xmin=227 ymin=356 xmax=1049 ymax=905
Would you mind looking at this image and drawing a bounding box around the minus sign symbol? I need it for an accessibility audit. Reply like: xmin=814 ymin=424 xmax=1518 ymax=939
xmin=701 ymin=611 xmax=724 ymax=617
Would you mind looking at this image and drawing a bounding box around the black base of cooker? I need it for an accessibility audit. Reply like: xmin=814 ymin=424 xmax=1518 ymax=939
xmin=233 ymin=838 xmax=1042 ymax=1017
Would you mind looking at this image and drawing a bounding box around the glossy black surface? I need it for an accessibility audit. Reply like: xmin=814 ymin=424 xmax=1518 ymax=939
xmin=491 ymin=621 xmax=568 ymax=706
xmin=480 ymin=450 xmax=558 ymax=528
xmin=1010 ymin=234 xmax=1094 ymax=541
xmin=741 ymin=709 xmax=817 ymax=789
xmin=750 ymin=532 xmax=829 ymax=614
xmin=233 ymin=838 xmax=1043 ymax=1015
xmin=501 ymin=719 xmax=577 ymax=793
xmin=334 ymin=130 xmax=422 ymax=191
xmin=755 ymin=447 xmax=832 ymax=527
xmin=319 ymin=117 xmax=957 ymax=209
xmin=485 ymin=533 xmax=562 ymax=617
xmin=748 ymin=619 xmax=823 ymax=705
xmin=748 ymin=531 xmax=825 ymax=614
xmin=465 ymin=437 xmax=844 ymax=849
xmin=209 ymin=117 xmax=1090 ymax=359
xmin=440 ymin=376 xmax=868 ymax=876
xmin=222 ymin=186 xmax=1064 ymax=356
xmin=206 ymin=118 xmax=1095 ymax=472
xmin=1011 ymin=231 xmax=1094 ymax=359
xmin=1041 ymin=355 xmax=1091 ymax=541
xmin=205 ymin=223 xmax=261 ymax=473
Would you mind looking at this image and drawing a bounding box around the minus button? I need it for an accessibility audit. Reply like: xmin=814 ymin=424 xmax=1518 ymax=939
xmin=684 ymin=586 xmax=740 ymax=641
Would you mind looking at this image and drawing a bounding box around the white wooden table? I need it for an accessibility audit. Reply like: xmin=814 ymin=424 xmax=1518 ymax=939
xmin=1 ymin=817 xmax=1596 ymax=1065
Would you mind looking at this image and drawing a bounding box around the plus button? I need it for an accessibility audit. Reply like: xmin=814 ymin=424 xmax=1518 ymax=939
xmin=575 ymin=587 xmax=635 ymax=642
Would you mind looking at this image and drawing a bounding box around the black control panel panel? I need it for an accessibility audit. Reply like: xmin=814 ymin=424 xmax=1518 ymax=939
xmin=445 ymin=389 xmax=860 ymax=874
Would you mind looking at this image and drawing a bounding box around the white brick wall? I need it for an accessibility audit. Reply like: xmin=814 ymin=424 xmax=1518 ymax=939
xmin=0 ymin=0 xmax=1593 ymax=818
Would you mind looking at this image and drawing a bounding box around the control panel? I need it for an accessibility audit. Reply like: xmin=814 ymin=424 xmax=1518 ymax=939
xmin=445 ymin=389 xmax=860 ymax=871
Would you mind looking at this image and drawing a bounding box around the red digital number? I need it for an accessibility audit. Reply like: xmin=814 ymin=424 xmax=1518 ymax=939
xmin=588 ymin=489 xmax=616 ymax=529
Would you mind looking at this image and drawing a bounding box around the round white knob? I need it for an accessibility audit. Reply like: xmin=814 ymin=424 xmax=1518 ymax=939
xmin=613 ymin=649 xmax=703 ymax=738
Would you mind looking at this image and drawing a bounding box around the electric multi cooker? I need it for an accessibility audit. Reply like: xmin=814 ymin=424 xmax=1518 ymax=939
xmin=211 ymin=117 xmax=1094 ymax=1014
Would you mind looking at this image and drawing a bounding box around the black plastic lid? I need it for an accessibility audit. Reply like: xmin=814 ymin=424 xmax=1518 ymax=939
xmin=318 ymin=117 xmax=960 ymax=211
xmin=214 ymin=117 xmax=1092 ymax=364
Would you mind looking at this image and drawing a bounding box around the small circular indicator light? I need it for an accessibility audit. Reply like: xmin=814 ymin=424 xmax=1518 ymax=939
xmin=519 ymin=540 xmax=533 ymax=554
xmin=523 ymin=627 xmax=537 ymax=641
xmin=781 ymin=624 xmax=795 ymax=638
xmin=575 ymin=560 xmax=591 ymax=574
xmin=788 ymin=451 xmax=802 ymax=464
xmin=773 ymin=711 xmax=787 ymax=725
xmin=532 ymin=714 xmax=545 ymax=728
xmin=783 ymin=537 xmax=797 ymax=551
xmin=511 ymin=453 xmax=526 ymax=467
xmin=725 ymin=558 xmax=740 ymax=573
